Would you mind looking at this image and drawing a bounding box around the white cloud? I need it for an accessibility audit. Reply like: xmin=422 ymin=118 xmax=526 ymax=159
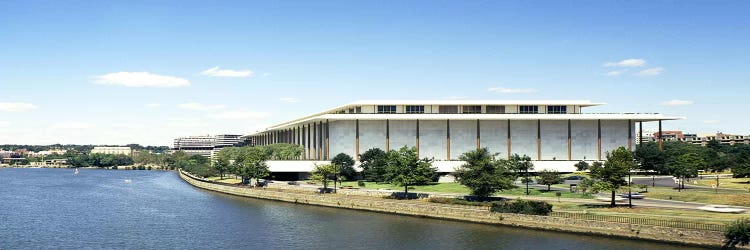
xmin=660 ymin=99 xmax=694 ymax=106
xmin=637 ymin=67 xmax=664 ymax=76
xmin=208 ymin=110 xmax=271 ymax=120
xmin=201 ymin=66 xmax=254 ymax=77
xmin=93 ymin=72 xmax=190 ymax=87
xmin=604 ymin=58 xmax=646 ymax=67
xmin=703 ymin=120 xmax=720 ymax=124
xmin=605 ymin=69 xmax=628 ymax=76
xmin=488 ymin=87 xmax=536 ymax=94
xmin=280 ymin=97 xmax=299 ymax=103
xmin=0 ymin=121 xmax=10 ymax=127
xmin=0 ymin=102 xmax=37 ymax=112
xmin=145 ymin=103 xmax=161 ymax=108
xmin=51 ymin=121 xmax=93 ymax=129
xmin=178 ymin=103 xmax=226 ymax=111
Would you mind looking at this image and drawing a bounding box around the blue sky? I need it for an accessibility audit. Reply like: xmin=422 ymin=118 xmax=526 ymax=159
xmin=1 ymin=1 xmax=748 ymax=146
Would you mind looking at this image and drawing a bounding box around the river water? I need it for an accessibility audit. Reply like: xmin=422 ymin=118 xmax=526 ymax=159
xmin=0 ymin=168 xmax=705 ymax=249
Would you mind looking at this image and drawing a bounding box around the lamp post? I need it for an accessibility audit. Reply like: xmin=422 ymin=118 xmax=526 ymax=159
xmin=628 ymin=171 xmax=632 ymax=208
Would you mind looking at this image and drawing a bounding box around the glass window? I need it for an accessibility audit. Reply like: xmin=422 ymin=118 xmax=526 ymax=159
xmin=405 ymin=105 xmax=424 ymax=114
xmin=438 ymin=105 xmax=458 ymax=114
xmin=462 ymin=105 xmax=481 ymax=114
xmin=519 ymin=105 xmax=539 ymax=114
xmin=356 ymin=107 xmax=362 ymax=113
xmin=486 ymin=105 xmax=505 ymax=114
xmin=377 ymin=105 xmax=397 ymax=114
xmin=348 ymin=108 xmax=354 ymax=113
xmin=547 ymin=105 xmax=567 ymax=114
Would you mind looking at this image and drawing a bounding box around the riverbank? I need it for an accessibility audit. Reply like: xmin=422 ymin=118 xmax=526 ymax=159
xmin=178 ymin=170 xmax=727 ymax=248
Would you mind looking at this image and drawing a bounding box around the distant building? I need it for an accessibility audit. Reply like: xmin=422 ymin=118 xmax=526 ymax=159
xmin=173 ymin=134 xmax=243 ymax=159
xmin=91 ymin=147 xmax=133 ymax=156
xmin=639 ymin=131 xmax=750 ymax=146
xmin=30 ymin=159 xmax=68 ymax=167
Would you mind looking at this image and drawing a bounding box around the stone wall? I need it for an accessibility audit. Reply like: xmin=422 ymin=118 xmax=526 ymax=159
xmin=179 ymin=170 xmax=725 ymax=248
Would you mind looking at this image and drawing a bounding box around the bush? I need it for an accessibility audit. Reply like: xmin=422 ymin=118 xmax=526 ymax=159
xmin=725 ymin=218 xmax=750 ymax=249
xmin=428 ymin=197 xmax=493 ymax=206
xmin=490 ymin=199 xmax=553 ymax=215
xmin=357 ymin=180 xmax=365 ymax=187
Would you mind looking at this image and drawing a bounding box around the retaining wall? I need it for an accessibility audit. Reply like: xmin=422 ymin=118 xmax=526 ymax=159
xmin=179 ymin=170 xmax=724 ymax=247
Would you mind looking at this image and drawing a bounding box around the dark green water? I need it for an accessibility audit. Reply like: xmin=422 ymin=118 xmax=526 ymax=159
xmin=0 ymin=168 xmax=707 ymax=249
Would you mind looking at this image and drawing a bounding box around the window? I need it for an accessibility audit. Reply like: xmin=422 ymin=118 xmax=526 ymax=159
xmin=438 ymin=105 xmax=458 ymax=114
xmin=486 ymin=105 xmax=505 ymax=114
xmin=519 ymin=105 xmax=539 ymax=114
xmin=405 ymin=105 xmax=424 ymax=114
xmin=377 ymin=105 xmax=396 ymax=114
xmin=356 ymin=107 xmax=362 ymax=113
xmin=547 ymin=105 xmax=567 ymax=114
xmin=348 ymin=108 xmax=354 ymax=113
xmin=462 ymin=105 xmax=481 ymax=114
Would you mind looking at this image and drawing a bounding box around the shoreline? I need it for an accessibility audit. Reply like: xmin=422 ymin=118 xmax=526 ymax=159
xmin=177 ymin=170 xmax=726 ymax=248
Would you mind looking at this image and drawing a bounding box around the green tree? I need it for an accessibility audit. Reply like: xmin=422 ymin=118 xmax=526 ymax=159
xmin=667 ymin=153 xmax=704 ymax=191
xmin=634 ymin=142 xmax=666 ymax=174
xmin=233 ymin=147 xmax=270 ymax=186
xmin=537 ymin=169 xmax=564 ymax=191
xmin=384 ymin=146 xmax=437 ymax=196
xmin=359 ymin=148 xmax=388 ymax=182
xmin=331 ymin=153 xmax=357 ymax=180
xmin=725 ymin=218 xmax=750 ymax=249
xmin=574 ymin=161 xmax=589 ymax=171
xmin=213 ymin=149 xmax=233 ymax=179
xmin=509 ymin=154 xmax=534 ymax=195
xmin=311 ymin=163 xmax=338 ymax=191
xmin=590 ymin=147 xmax=635 ymax=207
xmin=454 ymin=148 xmax=516 ymax=198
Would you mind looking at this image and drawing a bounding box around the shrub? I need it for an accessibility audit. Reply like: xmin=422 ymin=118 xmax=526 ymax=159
xmin=357 ymin=180 xmax=365 ymax=187
xmin=725 ymin=218 xmax=750 ymax=249
xmin=428 ymin=197 xmax=492 ymax=206
xmin=490 ymin=199 xmax=553 ymax=215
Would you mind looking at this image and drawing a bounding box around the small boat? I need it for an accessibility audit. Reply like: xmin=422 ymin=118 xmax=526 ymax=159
xmin=696 ymin=205 xmax=746 ymax=214
xmin=124 ymin=179 xmax=132 ymax=183
xmin=74 ymin=168 xmax=79 ymax=175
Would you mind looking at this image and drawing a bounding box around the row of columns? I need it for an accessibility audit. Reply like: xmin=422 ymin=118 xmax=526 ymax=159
xmin=252 ymin=119 xmax=662 ymax=161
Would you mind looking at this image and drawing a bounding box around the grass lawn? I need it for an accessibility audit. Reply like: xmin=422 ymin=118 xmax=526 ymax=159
xmin=337 ymin=181 xmax=593 ymax=199
xmin=206 ymin=176 xmax=242 ymax=184
xmin=641 ymin=186 xmax=750 ymax=206
xmin=551 ymin=202 xmax=745 ymax=224
xmin=693 ymin=177 xmax=750 ymax=190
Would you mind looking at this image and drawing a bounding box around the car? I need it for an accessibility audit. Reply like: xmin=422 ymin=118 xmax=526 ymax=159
xmin=287 ymin=181 xmax=299 ymax=185
xmin=565 ymin=176 xmax=586 ymax=180
xmin=619 ymin=192 xmax=646 ymax=199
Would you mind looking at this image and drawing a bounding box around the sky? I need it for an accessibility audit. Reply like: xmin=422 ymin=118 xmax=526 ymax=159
xmin=1 ymin=1 xmax=749 ymax=146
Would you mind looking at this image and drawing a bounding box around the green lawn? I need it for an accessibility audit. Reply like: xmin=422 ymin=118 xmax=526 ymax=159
xmin=639 ymin=186 xmax=750 ymax=206
xmin=552 ymin=202 xmax=746 ymax=225
xmin=693 ymin=177 xmax=750 ymax=190
xmin=206 ymin=176 xmax=242 ymax=184
xmin=337 ymin=181 xmax=592 ymax=199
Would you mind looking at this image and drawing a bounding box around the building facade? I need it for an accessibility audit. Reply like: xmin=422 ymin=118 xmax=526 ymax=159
xmin=91 ymin=147 xmax=132 ymax=156
xmin=248 ymin=100 xmax=681 ymax=173
xmin=173 ymin=134 xmax=243 ymax=158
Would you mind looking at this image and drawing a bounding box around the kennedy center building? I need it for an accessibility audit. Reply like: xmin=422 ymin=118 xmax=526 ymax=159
xmin=248 ymin=100 xmax=680 ymax=173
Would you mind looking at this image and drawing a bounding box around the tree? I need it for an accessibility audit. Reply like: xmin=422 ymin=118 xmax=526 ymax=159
xmin=454 ymin=148 xmax=516 ymax=198
xmin=311 ymin=163 xmax=338 ymax=191
xmin=384 ymin=146 xmax=437 ymax=196
xmin=725 ymin=218 xmax=750 ymax=249
xmin=509 ymin=154 xmax=534 ymax=195
xmin=214 ymin=148 xmax=235 ymax=179
xmin=574 ymin=161 xmax=589 ymax=171
xmin=233 ymin=147 xmax=270 ymax=186
xmin=331 ymin=153 xmax=357 ymax=181
xmin=590 ymin=147 xmax=634 ymax=207
xmin=634 ymin=142 xmax=666 ymax=174
xmin=359 ymin=148 xmax=388 ymax=182
xmin=537 ymin=169 xmax=564 ymax=191
xmin=667 ymin=153 xmax=704 ymax=191
xmin=734 ymin=162 xmax=750 ymax=178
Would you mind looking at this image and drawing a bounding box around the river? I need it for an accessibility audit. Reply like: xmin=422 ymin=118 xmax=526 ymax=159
xmin=0 ymin=168 xmax=705 ymax=249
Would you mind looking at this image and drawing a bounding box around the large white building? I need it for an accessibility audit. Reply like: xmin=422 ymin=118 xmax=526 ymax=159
xmin=173 ymin=134 xmax=243 ymax=158
xmin=248 ymin=100 xmax=681 ymax=173
xmin=91 ymin=146 xmax=133 ymax=156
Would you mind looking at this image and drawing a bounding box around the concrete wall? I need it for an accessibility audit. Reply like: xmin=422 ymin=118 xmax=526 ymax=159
xmin=450 ymin=120 xmax=476 ymax=160
xmin=419 ymin=120 xmax=447 ymax=159
xmin=601 ymin=120 xmax=631 ymax=156
xmin=359 ymin=120 xmax=386 ymax=153
xmin=328 ymin=120 xmax=356 ymax=158
xmin=571 ymin=120 xmax=598 ymax=160
xmin=390 ymin=120 xmax=417 ymax=151
xmin=479 ymin=120 xmax=508 ymax=158
xmin=510 ymin=120 xmax=538 ymax=159
xmin=540 ymin=120 xmax=568 ymax=160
